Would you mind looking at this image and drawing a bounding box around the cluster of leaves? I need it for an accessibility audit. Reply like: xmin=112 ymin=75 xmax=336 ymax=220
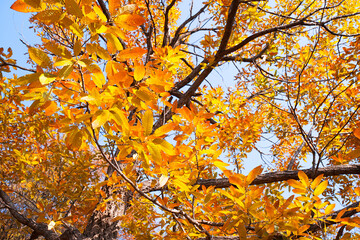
xmin=2 ymin=0 xmax=360 ymax=239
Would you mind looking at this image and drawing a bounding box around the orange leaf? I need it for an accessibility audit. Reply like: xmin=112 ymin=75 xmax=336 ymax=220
xmin=153 ymin=122 xmax=176 ymax=137
xmin=246 ymin=166 xmax=263 ymax=185
xmin=115 ymin=14 xmax=146 ymax=31
xmin=354 ymin=128 xmax=360 ymax=139
xmin=44 ymin=101 xmax=58 ymax=116
xmin=11 ymin=0 xmax=41 ymax=12
xmin=117 ymin=47 xmax=147 ymax=61
xmin=108 ymin=0 xmax=121 ymax=15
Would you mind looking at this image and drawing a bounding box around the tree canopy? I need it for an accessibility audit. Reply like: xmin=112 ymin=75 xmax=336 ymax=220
xmin=2 ymin=0 xmax=360 ymax=239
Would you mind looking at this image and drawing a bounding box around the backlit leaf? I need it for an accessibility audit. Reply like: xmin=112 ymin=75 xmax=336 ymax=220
xmin=92 ymin=110 xmax=110 ymax=129
xmin=298 ymin=171 xmax=310 ymax=187
xmin=65 ymin=0 xmax=83 ymax=18
xmin=143 ymin=110 xmax=153 ymax=136
xmin=246 ymin=166 xmax=263 ymax=185
xmin=159 ymin=175 xmax=169 ymax=188
xmin=28 ymin=47 xmax=52 ymax=68
xmin=115 ymin=14 xmax=146 ymax=31
xmin=313 ymin=180 xmax=328 ymax=196
xmin=11 ymin=0 xmax=42 ymax=12
xmin=117 ymin=47 xmax=146 ymax=61
xmin=134 ymin=63 xmax=145 ymax=81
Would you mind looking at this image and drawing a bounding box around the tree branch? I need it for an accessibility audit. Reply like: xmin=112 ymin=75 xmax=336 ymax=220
xmin=0 ymin=188 xmax=59 ymax=240
xmin=142 ymin=164 xmax=360 ymax=192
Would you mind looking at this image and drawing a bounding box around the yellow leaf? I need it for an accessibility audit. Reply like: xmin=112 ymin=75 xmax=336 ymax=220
xmin=355 ymin=187 xmax=360 ymax=196
xmin=324 ymin=203 xmax=335 ymax=214
xmin=153 ymin=122 xmax=176 ymax=137
xmin=292 ymin=188 xmax=307 ymax=195
xmin=134 ymin=88 xmax=154 ymax=103
xmin=58 ymin=65 xmax=73 ymax=79
xmin=96 ymin=45 xmax=111 ymax=60
xmin=313 ymin=180 xmax=328 ymax=196
xmin=238 ymin=223 xmax=247 ymax=239
xmin=143 ymin=110 xmax=153 ymax=136
xmin=159 ymin=175 xmax=169 ymax=188
xmin=54 ymin=59 xmax=73 ymax=67
xmin=310 ymin=174 xmax=324 ymax=190
xmin=172 ymin=179 xmax=189 ymax=191
xmin=214 ymin=160 xmax=229 ymax=171
xmin=298 ymin=171 xmax=310 ymax=187
xmin=105 ymin=33 xmax=123 ymax=53
xmin=93 ymin=5 xmax=107 ymax=22
xmin=69 ymin=21 xmax=83 ymax=38
xmin=117 ymin=47 xmax=146 ymax=61
xmin=110 ymin=108 xmax=130 ymax=135
xmin=28 ymin=47 xmax=52 ymax=68
xmin=287 ymin=179 xmax=306 ymax=190
xmin=24 ymin=0 xmax=41 ymax=8
xmin=92 ymin=110 xmax=110 ymax=129
xmin=88 ymin=65 xmax=105 ymax=88
xmin=39 ymin=73 xmax=56 ymax=85
xmin=44 ymin=42 xmax=72 ymax=58
xmin=246 ymin=166 xmax=263 ymax=185
xmin=297 ymin=225 xmax=310 ymax=234
xmin=134 ymin=62 xmax=145 ymax=81
xmin=65 ymin=0 xmax=83 ymax=18
xmin=152 ymin=139 xmax=175 ymax=155
xmin=346 ymin=148 xmax=360 ymax=160
xmin=147 ymin=142 xmax=161 ymax=162
xmin=34 ymin=10 xmax=64 ymax=23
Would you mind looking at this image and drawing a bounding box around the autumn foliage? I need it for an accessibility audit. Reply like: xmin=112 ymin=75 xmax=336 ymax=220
xmin=2 ymin=0 xmax=360 ymax=239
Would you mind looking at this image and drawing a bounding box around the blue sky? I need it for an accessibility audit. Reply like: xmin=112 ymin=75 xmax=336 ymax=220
xmin=0 ymin=1 xmax=38 ymax=66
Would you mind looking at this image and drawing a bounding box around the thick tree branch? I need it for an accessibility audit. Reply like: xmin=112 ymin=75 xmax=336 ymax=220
xmin=162 ymin=0 xmax=177 ymax=47
xmin=142 ymin=164 xmax=360 ymax=192
xmin=0 ymin=188 xmax=59 ymax=240
xmin=216 ymin=0 xmax=241 ymax=55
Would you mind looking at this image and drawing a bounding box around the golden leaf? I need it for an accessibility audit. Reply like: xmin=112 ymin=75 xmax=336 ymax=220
xmin=11 ymin=0 xmax=43 ymax=12
xmin=115 ymin=14 xmax=146 ymax=31
xmin=117 ymin=47 xmax=147 ymax=61
xmin=246 ymin=166 xmax=263 ymax=185
xmin=313 ymin=180 xmax=328 ymax=196
xmin=28 ymin=47 xmax=52 ymax=68
xmin=143 ymin=110 xmax=153 ymax=136
xmin=65 ymin=0 xmax=83 ymax=18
